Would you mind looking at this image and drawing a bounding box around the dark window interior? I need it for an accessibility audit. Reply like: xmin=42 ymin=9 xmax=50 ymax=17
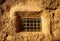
xmin=17 ymin=18 xmax=41 ymax=32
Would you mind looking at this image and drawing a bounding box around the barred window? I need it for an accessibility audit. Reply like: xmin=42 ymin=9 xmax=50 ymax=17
xmin=15 ymin=11 xmax=41 ymax=32
xmin=22 ymin=18 xmax=41 ymax=32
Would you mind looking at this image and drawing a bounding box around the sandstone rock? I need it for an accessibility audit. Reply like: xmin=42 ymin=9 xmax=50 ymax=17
xmin=0 ymin=0 xmax=6 ymax=4
xmin=0 ymin=0 xmax=60 ymax=41
xmin=7 ymin=35 xmax=15 ymax=41
xmin=42 ymin=35 xmax=52 ymax=41
xmin=41 ymin=10 xmax=50 ymax=36
xmin=53 ymin=29 xmax=60 ymax=40
xmin=41 ymin=0 xmax=60 ymax=10
xmin=0 ymin=7 xmax=4 ymax=15
xmin=0 ymin=31 xmax=8 ymax=41
xmin=52 ymin=8 xmax=60 ymax=32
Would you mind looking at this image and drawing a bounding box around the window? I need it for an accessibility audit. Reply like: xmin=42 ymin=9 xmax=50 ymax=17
xmin=22 ymin=18 xmax=41 ymax=32
xmin=15 ymin=11 xmax=41 ymax=32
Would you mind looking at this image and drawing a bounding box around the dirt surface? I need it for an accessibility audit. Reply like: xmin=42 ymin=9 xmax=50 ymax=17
xmin=0 ymin=0 xmax=60 ymax=41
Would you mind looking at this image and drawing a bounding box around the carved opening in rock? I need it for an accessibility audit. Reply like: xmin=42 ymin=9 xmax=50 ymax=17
xmin=15 ymin=11 xmax=41 ymax=32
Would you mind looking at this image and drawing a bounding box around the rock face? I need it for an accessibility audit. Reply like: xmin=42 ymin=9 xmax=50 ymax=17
xmin=0 ymin=0 xmax=60 ymax=41
xmin=0 ymin=0 xmax=6 ymax=4
xmin=41 ymin=10 xmax=50 ymax=36
xmin=41 ymin=0 xmax=60 ymax=10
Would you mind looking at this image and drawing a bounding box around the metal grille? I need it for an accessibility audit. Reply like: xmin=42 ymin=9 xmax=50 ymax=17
xmin=22 ymin=18 xmax=41 ymax=32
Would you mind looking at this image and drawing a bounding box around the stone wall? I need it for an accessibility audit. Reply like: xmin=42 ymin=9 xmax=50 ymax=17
xmin=0 ymin=0 xmax=60 ymax=41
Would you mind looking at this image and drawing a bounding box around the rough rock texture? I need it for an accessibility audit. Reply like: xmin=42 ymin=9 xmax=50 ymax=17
xmin=0 ymin=0 xmax=60 ymax=41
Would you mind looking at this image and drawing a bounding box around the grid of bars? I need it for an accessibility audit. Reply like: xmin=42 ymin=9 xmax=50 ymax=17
xmin=21 ymin=18 xmax=41 ymax=32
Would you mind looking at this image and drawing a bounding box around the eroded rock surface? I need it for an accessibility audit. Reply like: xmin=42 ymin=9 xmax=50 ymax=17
xmin=0 ymin=0 xmax=60 ymax=41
